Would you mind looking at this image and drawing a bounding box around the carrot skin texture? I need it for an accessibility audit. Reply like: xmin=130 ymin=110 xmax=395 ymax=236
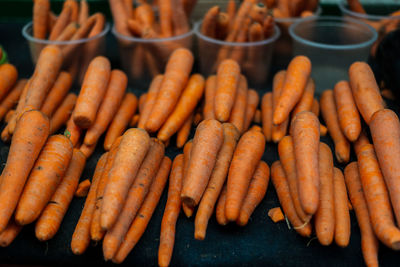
xmin=292 ymin=78 xmax=315 ymax=117
xmin=201 ymin=6 xmax=220 ymax=38
xmin=261 ymin=92 xmax=273 ymax=142
xmin=0 ymin=64 xmax=18 ymax=103
xmin=333 ymin=167 xmax=351 ymax=248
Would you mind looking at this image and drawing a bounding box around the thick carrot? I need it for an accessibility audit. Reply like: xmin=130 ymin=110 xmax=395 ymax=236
xmin=79 ymin=0 xmax=89 ymax=25
xmin=101 ymin=128 xmax=150 ymax=230
xmin=201 ymin=6 xmax=220 ymax=38
xmin=109 ymin=0 xmax=131 ymax=37
xmin=243 ymin=89 xmax=260 ymax=132
xmin=229 ymin=75 xmax=248 ymax=133
xmin=103 ymin=93 xmax=138 ymax=150
xmin=292 ymin=78 xmax=315 ymax=117
xmin=261 ymin=92 xmax=273 ymax=142
xmin=103 ymin=138 xmax=164 ymax=260
xmin=176 ymin=112 xmax=193 ymax=148
xmin=214 ymin=59 xmax=240 ymax=122
xmin=344 ymin=162 xmax=379 ymax=267
xmin=333 ymin=167 xmax=351 ymax=247
xmin=370 ymin=109 xmax=400 ymax=224
xmin=0 ymin=64 xmax=18 ymax=102
xmin=66 ymin=116 xmax=82 ymax=147
xmin=203 ymin=75 xmax=217 ymax=120
xmin=0 ymin=79 xmax=25 ymax=121
xmin=33 ymin=0 xmax=50 ymax=39
xmin=159 ymin=0 xmax=173 ymax=37
xmin=272 ymin=70 xmax=289 ymax=143
xmin=182 ymin=140 xmax=195 ymax=218
xmin=73 ymin=56 xmax=111 ymax=129
xmin=0 ymin=110 xmax=49 ymax=232
xmin=271 ymin=161 xmax=312 ymax=237
xmin=146 ymin=49 xmax=194 ymax=132
xmin=320 ymin=90 xmax=350 ymax=163
xmin=41 ymin=72 xmax=72 ymax=117
xmin=292 ymin=111 xmax=320 ymax=215
xmin=273 ymin=56 xmax=311 ymax=125
xmin=315 ymin=142 xmax=335 ymax=246
xmin=334 ymin=80 xmax=362 ymax=142
xmin=171 ymin=0 xmax=190 ymax=35
xmin=237 ymin=161 xmax=270 ymax=226
xmin=158 ymin=74 xmax=205 ymax=141
xmin=181 ymin=119 xmax=224 ymax=207
xmin=112 ymin=156 xmax=171 ymax=264
xmin=225 ymin=129 xmax=265 ymax=221
xmin=75 ymin=179 xmax=91 ymax=197
xmin=0 ymin=219 xmax=22 ymax=247
xmin=15 ymin=135 xmax=73 ymax=225
xmin=347 ymin=0 xmax=366 ymax=13
xmin=83 ymin=70 xmax=127 ymax=146
xmin=268 ymin=207 xmax=285 ymax=223
xmin=49 ymin=93 xmax=77 ymax=134
xmin=35 ymin=149 xmax=86 ymax=241
xmin=195 ymin=123 xmax=240 ymax=239
xmin=158 ymin=154 xmax=184 ymax=267
xmin=358 ymin=144 xmax=400 ymax=250
xmin=49 ymin=5 xmax=72 ymax=41
xmin=348 ymin=62 xmax=384 ymax=125
xmin=71 ymin=152 xmax=108 ymax=255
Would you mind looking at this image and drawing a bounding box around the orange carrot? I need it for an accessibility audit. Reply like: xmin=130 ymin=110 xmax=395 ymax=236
xmin=41 ymin=72 xmax=72 ymax=117
xmin=261 ymin=92 xmax=273 ymax=142
xmin=49 ymin=93 xmax=77 ymax=134
xmin=353 ymin=129 xmax=370 ymax=157
xmin=214 ymin=59 xmax=240 ymax=122
xmin=112 ymin=156 xmax=171 ymax=264
xmin=176 ymin=112 xmax=194 ymax=148
xmin=277 ymin=0 xmax=290 ymax=17
xmin=123 ymin=0 xmax=134 ymax=19
xmin=33 ymin=0 xmax=50 ymax=39
xmin=203 ymin=75 xmax=217 ymax=120
xmin=311 ymin=98 xmax=320 ymax=117
xmin=229 ymin=75 xmax=248 ymax=133
xmin=66 ymin=116 xmax=82 ymax=147
xmin=0 ymin=79 xmax=26 ymax=121
xmin=333 ymin=80 xmax=362 ymax=142
xmin=292 ymin=78 xmax=315 ymax=117
xmin=225 ymin=0 xmax=255 ymax=42
xmin=35 ymin=149 xmax=86 ymax=241
xmin=226 ymin=0 xmax=236 ymax=24
xmin=55 ymin=22 xmax=78 ymax=41
xmin=262 ymin=15 xmax=275 ymax=38
xmin=103 ymin=93 xmax=138 ymax=150
xmin=225 ymin=129 xmax=265 ymax=221
xmin=64 ymin=0 xmax=79 ymax=22
xmin=79 ymin=0 xmax=89 ymax=25
xmin=0 ymin=64 xmax=18 ymax=102
xmin=159 ymin=0 xmax=173 ymax=37
xmin=237 ymin=161 xmax=270 ymax=226
xmin=130 ymin=114 xmax=140 ymax=127
xmin=195 ymin=123 xmax=240 ymax=239
xmin=229 ymin=17 xmax=251 ymax=63
xmin=4 ymin=110 xmax=15 ymax=123
xmin=75 ymin=179 xmax=91 ymax=198
xmin=320 ymin=89 xmax=350 ymax=163
xmin=109 ymin=0 xmax=131 ymax=37
xmin=158 ymin=154 xmax=184 ymax=267
xmin=216 ymin=12 xmax=229 ymax=40
xmin=138 ymin=75 xmax=162 ymax=129
xmin=49 ymin=5 xmax=72 ymax=41
xmin=273 ymin=56 xmax=311 ymax=125
xmin=193 ymin=111 xmax=203 ymax=126
xmin=268 ymin=207 xmax=285 ymax=223
xmin=347 ymin=0 xmax=366 ymax=13
xmin=146 ymin=49 xmax=194 ymax=132
xmin=201 ymin=6 xmax=220 ymax=38
xmin=300 ymin=10 xmax=314 ymax=18
xmin=243 ymin=89 xmax=260 ymax=131
xmin=250 ymin=2 xmax=267 ymax=24
xmin=182 ymin=140 xmax=195 ymax=218
xmin=139 ymin=92 xmax=148 ymax=114
xmin=215 ymin=184 xmax=228 ymax=225
xmin=171 ymin=0 xmax=190 ymax=35
xmin=333 ymin=167 xmax=351 ymax=248
xmin=0 ymin=219 xmax=22 ymax=247
xmin=292 ymin=111 xmax=320 ymax=215
xmin=272 ymin=70 xmax=289 ymax=143
xmin=135 ymin=3 xmax=155 ymax=29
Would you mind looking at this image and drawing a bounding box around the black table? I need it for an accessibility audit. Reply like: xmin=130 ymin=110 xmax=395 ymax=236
xmin=0 ymin=22 xmax=399 ymax=267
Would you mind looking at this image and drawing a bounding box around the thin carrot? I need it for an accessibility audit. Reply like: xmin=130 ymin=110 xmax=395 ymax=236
xmin=109 ymin=0 xmax=131 ymax=37
xmin=79 ymin=0 xmax=89 ymax=25
xmin=201 ymin=6 xmax=220 ymax=38
xmin=158 ymin=154 xmax=184 ymax=267
xmin=203 ymin=76 xmax=217 ymax=120
xmin=0 ymin=64 xmax=18 ymax=102
xmin=225 ymin=0 xmax=255 ymax=42
xmin=261 ymin=92 xmax=273 ymax=142
xmin=347 ymin=0 xmax=366 ymax=14
xmin=216 ymin=12 xmax=229 ymax=40
xmin=136 ymin=3 xmax=155 ymax=29
xmin=103 ymin=93 xmax=138 ymax=150
xmin=49 ymin=5 xmax=72 ymax=41
xmin=353 ymin=129 xmax=370 ymax=157
xmin=139 ymin=92 xmax=148 ymax=114
xmin=268 ymin=207 xmax=285 ymax=223
xmin=193 ymin=111 xmax=203 ymax=126
xmin=243 ymin=89 xmax=259 ymax=132
xmin=0 ymin=219 xmax=22 ymax=247
xmin=226 ymin=0 xmax=236 ymax=25
xmin=333 ymin=167 xmax=351 ymax=248
xmin=277 ymin=0 xmax=290 ymax=17
xmin=0 ymin=79 xmax=26 ymax=121
xmin=47 ymin=11 xmax=57 ymax=33
xmin=176 ymin=112 xmax=194 ymax=148
xmin=183 ymin=0 xmax=197 ymax=18
xmin=263 ymin=15 xmax=275 ymax=39
xmin=64 ymin=0 xmax=79 ymax=22
xmin=33 ymin=0 xmax=50 ymax=39
xmin=75 ymin=179 xmax=91 ymax=198
xmin=130 ymin=114 xmax=140 ymax=127
xmin=182 ymin=140 xmax=195 ymax=218
xmin=49 ymin=93 xmax=77 ymax=134
xmin=159 ymin=0 xmax=173 ymax=37
xmin=66 ymin=116 xmax=82 ymax=147
xmin=41 ymin=72 xmax=72 ymax=117
xmin=272 ymin=70 xmax=289 ymax=143
xmin=292 ymin=78 xmax=315 ymax=118
xmin=171 ymin=0 xmax=190 ymax=35
xmin=35 ymin=149 xmax=86 ymax=241
xmin=229 ymin=17 xmax=251 ymax=63
xmin=229 ymin=75 xmax=248 ymax=133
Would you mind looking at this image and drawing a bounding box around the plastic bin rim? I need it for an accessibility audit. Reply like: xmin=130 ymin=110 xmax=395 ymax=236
xmin=288 ymin=16 xmax=378 ymax=51
xmin=338 ymin=0 xmax=400 ymax=21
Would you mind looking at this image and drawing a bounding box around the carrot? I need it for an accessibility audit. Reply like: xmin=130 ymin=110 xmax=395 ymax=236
xmin=0 ymin=219 xmax=22 ymax=247
xmin=243 ymin=89 xmax=259 ymax=131
xmin=0 ymin=110 xmax=49 ymax=232
xmin=0 ymin=79 xmax=26 ymax=121
xmin=268 ymin=207 xmax=285 ymax=223
xmin=278 ymin=136 xmax=309 ymax=222
xmin=237 ymin=161 xmax=270 ymax=226
xmin=49 ymin=93 xmax=77 ymax=134
xmin=4 ymin=110 xmax=15 ymax=123
xmin=315 ymin=142 xmax=335 ymax=246
xmin=83 ymin=70 xmax=127 ymax=146
xmin=277 ymin=0 xmax=290 ymax=17
xmin=127 ymin=19 xmax=142 ymax=36
xmin=272 ymin=70 xmax=289 ymax=143
xmin=370 ymin=109 xmax=400 ymax=225
xmin=300 ymin=10 xmax=314 ymax=18
xmin=225 ymin=0 xmax=256 ymax=42
xmin=49 ymin=5 xmax=72 ymax=41
xmin=159 ymin=0 xmax=173 ymax=37
xmin=225 ymin=129 xmax=265 ymax=221
xmin=146 ymin=49 xmax=194 ymax=132
xmin=228 ymin=75 xmax=248 ymax=133
xmin=71 ymin=152 xmax=108 ymax=255
xmin=183 ymin=0 xmax=197 ymax=18
xmin=171 ymin=0 xmax=190 ymax=35
xmin=229 ymin=17 xmax=251 ymax=63
xmin=333 ymin=167 xmax=351 ymax=247
xmin=135 ymin=3 xmax=155 ymax=28
xmin=214 ymin=59 xmax=240 ymax=122
xmin=176 ymin=112 xmax=193 ymax=148
xmin=182 ymin=140 xmax=195 ymax=218
xmin=344 ymin=162 xmax=379 ymax=267
xmin=333 ymin=80 xmax=362 ymax=142
xmin=195 ymin=123 xmax=240 ymax=239
xmin=292 ymin=78 xmax=315 ymax=118
xmin=292 ymin=111 xmax=320 ymax=215
xmin=273 ymin=56 xmax=311 ymax=125
xmin=103 ymin=93 xmax=138 ymax=150
xmin=33 ymin=0 xmax=50 ymax=39
xmin=64 ymin=0 xmax=79 ymax=22
xmin=66 ymin=116 xmax=82 ymax=147
xmin=41 ymin=72 xmax=72 ymax=117
xmin=216 ymin=12 xmax=230 ymax=40
xmin=101 ymin=128 xmax=150 ymax=230
xmin=353 ymin=129 xmax=370 ymax=157
xmin=320 ymin=90 xmax=350 ymax=163
xmin=112 ymin=156 xmax=171 ymax=264
xmin=47 ymin=11 xmax=57 ymax=33
xmin=226 ymin=0 xmax=236 ymax=25
xmin=348 ymin=62 xmax=384 ymax=125
xmin=181 ymin=119 xmax=224 ymax=208
xmin=109 ymin=0 xmax=131 ymax=37
xmin=139 ymin=92 xmax=148 ymax=114
xmin=289 ymin=0 xmax=306 ymax=17
xmin=271 ymin=161 xmax=312 ymax=237
xmin=358 ymin=144 xmax=400 ymax=250
xmin=35 ymin=149 xmax=86 ymax=241
xmin=72 ymin=56 xmax=111 ymax=129
xmin=79 ymin=0 xmax=89 ymax=25
xmin=203 ymin=76 xmax=217 ymax=120
xmin=0 ymin=64 xmax=18 ymax=102
xmin=262 ymin=15 xmax=275 ymax=39
xmin=158 ymin=154 xmax=184 ymax=267
xmin=193 ymin=111 xmax=203 ymax=126
xmin=75 ymin=179 xmax=91 ymax=198
xmin=250 ymin=2 xmax=267 ymax=24
xmin=103 ymin=138 xmax=164 ymax=260
xmin=246 ymin=22 xmax=264 ymax=76
xmin=261 ymin=92 xmax=273 ymax=142
xmin=15 ymin=134 xmax=73 ymax=225
xmin=130 ymin=114 xmax=140 ymax=127
xmin=347 ymin=0 xmax=366 ymax=14
xmin=201 ymin=6 xmax=220 ymax=38
xmin=158 ymin=74 xmax=205 ymax=141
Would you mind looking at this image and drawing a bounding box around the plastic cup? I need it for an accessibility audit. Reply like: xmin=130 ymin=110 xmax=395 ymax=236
xmin=22 ymin=21 xmax=109 ymax=85
xmin=194 ymin=20 xmax=280 ymax=89
xmin=289 ymin=16 xmax=377 ymax=94
xmin=112 ymin=26 xmax=194 ymax=90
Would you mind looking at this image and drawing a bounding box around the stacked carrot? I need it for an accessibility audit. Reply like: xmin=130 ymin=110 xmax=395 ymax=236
xmin=32 ymin=0 xmax=106 ymax=82
xmin=268 ymin=0 xmax=320 ymax=19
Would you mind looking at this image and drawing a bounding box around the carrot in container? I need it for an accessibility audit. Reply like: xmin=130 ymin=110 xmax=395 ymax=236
xmin=33 ymin=0 xmax=50 ymax=39
xmin=63 ymin=0 xmax=79 ymax=22
xmin=159 ymin=0 xmax=173 ymax=37
xmin=55 ymin=22 xmax=78 ymax=42
xmin=79 ymin=0 xmax=89 ymax=25
xmin=171 ymin=0 xmax=190 ymax=36
xmin=48 ymin=5 xmax=72 ymax=41
xmin=109 ymin=0 xmax=131 ymax=37
xmin=201 ymin=6 xmax=220 ymax=38
xmin=216 ymin=12 xmax=229 ymax=40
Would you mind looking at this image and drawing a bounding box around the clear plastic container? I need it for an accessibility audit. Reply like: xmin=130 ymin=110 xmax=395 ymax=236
xmin=112 ymin=26 xmax=194 ymax=90
xmin=274 ymin=6 xmax=322 ymax=68
xmin=194 ymin=21 xmax=280 ymax=89
xmin=22 ymin=21 xmax=109 ymax=85
xmin=289 ymin=16 xmax=377 ymax=94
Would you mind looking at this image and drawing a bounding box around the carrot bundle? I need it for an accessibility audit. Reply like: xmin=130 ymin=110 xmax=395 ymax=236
xmin=270 ymin=0 xmax=320 ymax=18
